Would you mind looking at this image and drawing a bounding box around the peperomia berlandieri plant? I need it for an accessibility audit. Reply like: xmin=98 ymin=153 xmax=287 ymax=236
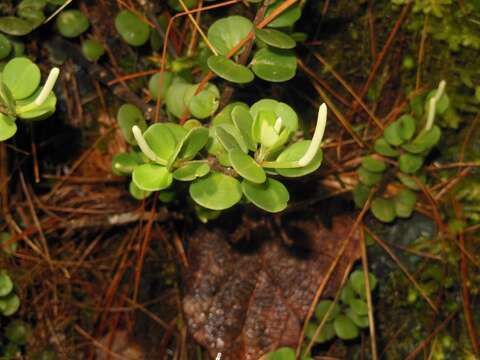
xmin=353 ymin=81 xmax=448 ymax=223
xmin=0 ymin=57 xmax=60 ymax=142
xmin=113 ymin=100 xmax=327 ymax=215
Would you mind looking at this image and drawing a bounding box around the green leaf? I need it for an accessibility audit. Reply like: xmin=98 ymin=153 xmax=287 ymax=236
xmin=229 ymin=149 xmax=266 ymax=184
xmin=0 ymin=293 xmax=20 ymax=316
xmin=384 ymin=120 xmax=406 ymax=146
xmin=394 ymin=188 xmax=417 ymax=218
xmin=374 ymin=138 xmax=400 ymax=157
xmin=0 ymin=271 xmax=13 ymax=296
xmin=111 ymin=152 xmax=142 ymax=176
xmin=132 ymin=164 xmax=173 ymax=191
xmin=353 ymin=183 xmax=370 ymax=208
xmin=275 ymin=140 xmax=323 ymax=177
xmin=265 ymin=0 xmax=301 ymax=28
xmin=357 ymin=166 xmax=382 ymax=186
xmin=117 ymin=104 xmax=147 ymax=145
xmin=251 ymin=48 xmax=297 ymax=82
xmin=56 ymin=10 xmax=90 ymax=38
xmin=242 ymin=177 xmax=289 ymax=213
xmin=0 ymin=114 xmax=17 ymax=142
xmin=207 ymin=55 xmax=254 ymax=84
xmin=214 ymin=124 xmax=248 ymax=153
xmin=189 ymin=172 xmax=242 ymax=210
xmin=231 ymin=105 xmax=257 ymax=151
xmin=346 ymin=308 xmax=369 ymax=328
xmin=341 ymin=284 xmax=356 ymax=305
xmin=350 ymin=299 xmax=369 ymax=316
xmin=128 ymin=180 xmax=151 ymax=200
xmin=255 ymin=28 xmax=296 ymax=49
xmin=371 ymin=197 xmax=396 ymax=223
xmin=207 ymin=15 xmax=253 ymax=55
xmin=333 ymin=315 xmax=359 ymax=340
xmin=143 ymin=123 xmax=178 ymax=163
xmin=194 ymin=205 xmax=221 ymax=224
xmin=397 ymin=172 xmax=423 ymax=191
xmin=315 ymin=300 xmax=340 ymax=322
xmin=165 ymin=81 xmax=190 ymax=118
xmin=3 ymin=57 xmax=41 ymax=100
xmin=253 ymin=110 xmax=279 ymax=147
xmin=5 ymin=320 xmax=28 ymax=345
xmin=305 ymin=322 xmax=336 ymax=344
xmin=212 ymin=102 xmax=248 ymax=126
xmin=426 ymin=89 xmax=449 ymax=115
xmin=361 ymin=156 xmax=386 ymax=173
xmin=115 ymin=10 xmax=149 ymax=46
xmin=81 ymin=39 xmax=105 ymax=62
xmin=349 ymin=270 xmax=378 ymax=299
xmin=250 ymin=99 xmax=298 ymax=133
xmin=185 ymin=83 xmax=220 ymax=119
xmin=398 ymin=153 xmax=423 ymax=174
xmin=0 ymin=34 xmax=12 ymax=60
xmin=173 ymin=162 xmax=210 ymax=181
xmin=402 ymin=126 xmax=441 ymax=154
xmin=0 ymin=80 xmax=16 ymax=116
xmin=0 ymin=17 xmax=35 ymax=36
xmin=397 ymin=114 xmax=416 ymax=141
xmin=168 ymin=127 xmax=209 ymax=168
xmin=148 ymin=72 xmax=174 ymax=101
xmin=265 ymin=346 xmax=296 ymax=360
xmin=16 ymin=90 xmax=57 ymax=121
xmin=164 ymin=122 xmax=188 ymax=142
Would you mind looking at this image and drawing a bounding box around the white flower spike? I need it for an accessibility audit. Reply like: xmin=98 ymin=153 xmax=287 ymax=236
xmin=34 ymin=67 xmax=60 ymax=106
xmin=298 ymin=102 xmax=327 ymax=167
xmin=425 ymin=80 xmax=446 ymax=131
xmin=132 ymin=125 xmax=167 ymax=165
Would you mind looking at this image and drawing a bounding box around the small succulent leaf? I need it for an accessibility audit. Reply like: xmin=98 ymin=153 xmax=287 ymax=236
xmin=0 ymin=80 xmax=16 ymax=116
xmin=189 ymin=172 xmax=242 ymax=210
xmin=0 ymin=271 xmax=13 ymax=296
xmin=148 ymin=72 xmax=174 ymax=101
xmin=0 ymin=16 xmax=35 ymax=36
xmin=228 ymin=149 xmax=266 ymax=184
xmin=361 ymin=155 xmax=386 ymax=173
xmin=394 ymin=188 xmax=417 ymax=218
xmin=56 ymin=10 xmax=90 ymax=38
xmin=346 ymin=308 xmax=369 ymax=328
xmin=254 ymin=28 xmax=296 ymax=49
xmin=398 ymin=114 xmax=416 ymax=141
xmin=168 ymin=127 xmax=209 ymax=167
xmin=371 ymin=197 xmax=396 ymax=223
xmin=3 ymin=57 xmax=41 ymax=100
xmin=396 ymin=172 xmax=424 ymax=190
xmin=207 ymin=15 xmax=253 ymax=55
xmin=241 ymin=177 xmax=289 ymax=213
xmin=265 ymin=346 xmax=296 ymax=360
xmin=265 ymin=0 xmax=301 ymax=28
xmin=374 ymin=138 xmax=400 ymax=157
xmin=212 ymin=102 xmax=249 ymax=126
xmin=82 ymin=39 xmax=105 ymax=62
xmin=132 ymin=164 xmax=173 ymax=191
xmin=214 ymin=124 xmax=248 ymax=153
xmin=349 ymin=270 xmax=377 ymax=298
xmin=398 ymin=153 xmax=423 ymax=174
xmin=111 ymin=152 xmax=143 ymax=176
xmin=129 ymin=180 xmax=152 ymax=200
xmin=250 ymin=99 xmax=298 ymax=133
xmin=353 ymin=183 xmax=370 ymax=208
xmin=207 ymin=55 xmax=254 ymax=84
xmin=305 ymin=322 xmax=336 ymax=344
xmin=231 ymin=105 xmax=257 ymax=151
xmin=350 ymin=299 xmax=369 ymax=316
xmin=333 ymin=315 xmax=359 ymax=340
xmin=403 ymin=126 xmax=441 ymax=154
xmin=275 ymin=140 xmax=323 ymax=177
xmin=165 ymin=82 xmax=191 ymax=118
xmin=357 ymin=166 xmax=382 ymax=186
xmin=143 ymin=123 xmax=178 ymax=163
xmin=315 ymin=300 xmax=341 ymax=322
xmin=251 ymin=48 xmax=297 ymax=82
xmin=115 ymin=10 xmax=149 ymax=46
xmin=384 ymin=120 xmax=405 ymax=146
xmin=16 ymin=90 xmax=57 ymax=121
xmin=117 ymin=104 xmax=147 ymax=145
xmin=173 ymin=162 xmax=210 ymax=181
xmin=0 ymin=114 xmax=17 ymax=141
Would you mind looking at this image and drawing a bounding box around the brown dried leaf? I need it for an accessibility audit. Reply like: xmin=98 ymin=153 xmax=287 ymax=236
xmin=183 ymin=215 xmax=360 ymax=359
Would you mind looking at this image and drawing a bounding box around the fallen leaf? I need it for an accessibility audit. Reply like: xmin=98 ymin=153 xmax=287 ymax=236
xmin=183 ymin=215 xmax=360 ymax=359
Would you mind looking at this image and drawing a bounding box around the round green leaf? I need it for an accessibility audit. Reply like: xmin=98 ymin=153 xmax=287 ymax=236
xmin=232 ymin=105 xmax=256 ymax=151
xmin=0 ymin=293 xmax=20 ymax=316
xmin=0 ymin=16 xmax=35 ymax=36
xmin=398 ymin=153 xmax=423 ymax=174
xmin=394 ymin=188 xmax=417 ymax=218
xmin=353 ymin=183 xmax=370 ymax=208
xmin=361 ymin=156 xmax=386 ymax=173
xmin=3 ymin=57 xmax=41 ymax=100
xmin=397 ymin=172 xmax=424 ymax=191
xmin=111 ymin=152 xmax=142 ymax=176
xmin=265 ymin=0 xmax=301 ymax=28
xmin=117 ymin=104 xmax=147 ymax=145
xmin=229 ymin=149 xmax=266 ymax=184
xmin=207 ymin=55 xmax=254 ymax=84
xmin=132 ymin=164 xmax=173 ymax=191
xmin=374 ymin=138 xmax=399 ymax=157
xmin=349 ymin=270 xmax=377 ymax=298
xmin=212 ymin=102 xmax=248 ymax=126
xmin=168 ymin=0 xmax=197 ymax=11
xmin=183 ymin=119 xmax=202 ymax=130
xmin=115 ymin=10 xmax=149 ymax=46
xmin=143 ymin=123 xmax=178 ymax=162
xmin=128 ymin=180 xmax=151 ymax=200
xmin=265 ymin=347 xmax=296 ymax=360
xmin=426 ymin=89 xmax=450 ymax=115
xmin=173 ymin=162 xmax=210 ymax=181
xmin=0 ymin=271 xmax=13 ymax=296
xmin=189 ymin=172 xmax=242 ymax=210
xmin=250 ymin=99 xmax=298 ymax=133
xmin=305 ymin=322 xmax=336 ymax=344
xmin=56 ymin=10 xmax=89 ymax=38
xmin=207 ymin=15 xmax=253 ymax=55
xmin=371 ymin=197 xmax=396 ymax=223
xmin=0 ymin=34 xmax=12 ymax=60
xmin=5 ymin=320 xmax=29 ymax=345
xmin=168 ymin=127 xmax=209 ymax=168
xmin=384 ymin=120 xmax=405 ymax=146
xmin=315 ymin=300 xmax=340 ymax=322
xmin=242 ymin=177 xmax=289 ymax=213
xmin=398 ymin=114 xmax=416 ymax=141
xmin=16 ymin=90 xmax=57 ymax=121
xmin=341 ymin=284 xmax=356 ymax=305
xmin=149 ymin=72 xmax=174 ymax=101
xmin=255 ymin=28 xmax=296 ymax=49
xmin=165 ymin=82 xmax=190 ymax=118
xmin=275 ymin=140 xmax=323 ymax=177
xmin=346 ymin=308 xmax=369 ymax=329
xmin=185 ymin=84 xmax=220 ymax=119
xmin=0 ymin=80 xmax=15 ymax=116
xmin=333 ymin=315 xmax=359 ymax=340
xmin=402 ymin=126 xmax=441 ymax=154
xmin=357 ymin=166 xmax=382 ymax=186
xmin=350 ymin=299 xmax=369 ymax=316
xmin=0 ymin=114 xmax=17 ymax=142
xmin=214 ymin=124 xmax=248 ymax=153
xmin=251 ymin=48 xmax=297 ymax=82
xmin=81 ymin=39 xmax=105 ymax=62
